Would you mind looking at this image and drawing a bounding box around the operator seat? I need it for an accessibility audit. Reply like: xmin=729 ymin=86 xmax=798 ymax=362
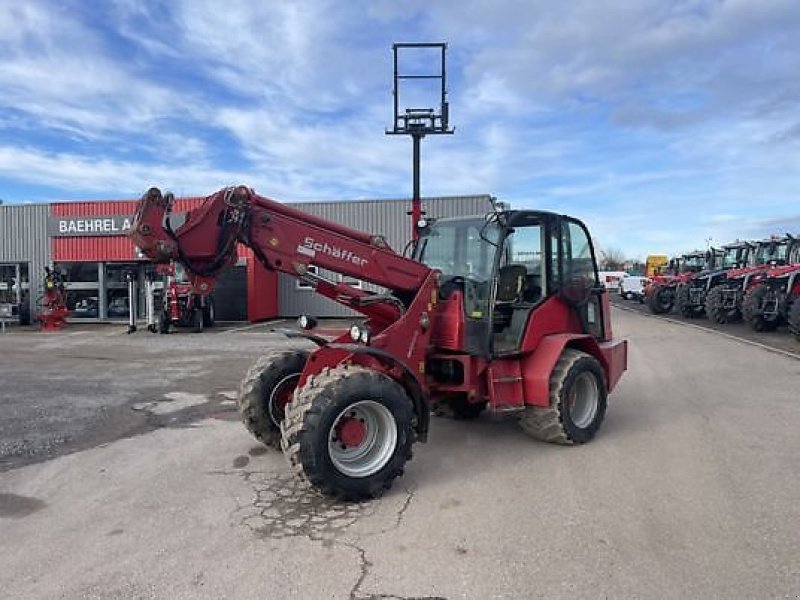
xmin=493 ymin=264 xmax=527 ymax=331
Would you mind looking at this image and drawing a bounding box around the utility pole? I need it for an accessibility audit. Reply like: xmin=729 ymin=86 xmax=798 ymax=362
xmin=387 ymin=42 xmax=454 ymax=243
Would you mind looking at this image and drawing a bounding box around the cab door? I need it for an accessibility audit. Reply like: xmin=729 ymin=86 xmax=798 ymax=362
xmin=554 ymin=217 xmax=606 ymax=340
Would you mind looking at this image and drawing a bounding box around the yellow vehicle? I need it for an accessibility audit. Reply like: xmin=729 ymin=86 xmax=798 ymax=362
xmin=645 ymin=255 xmax=669 ymax=277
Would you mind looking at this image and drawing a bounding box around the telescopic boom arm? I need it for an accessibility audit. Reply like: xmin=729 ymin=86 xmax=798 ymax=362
xmin=130 ymin=186 xmax=434 ymax=326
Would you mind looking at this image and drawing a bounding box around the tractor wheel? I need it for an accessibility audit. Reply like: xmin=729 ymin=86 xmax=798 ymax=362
xmin=646 ymin=284 xmax=674 ymax=314
xmin=448 ymin=394 xmax=487 ymax=420
xmin=202 ymin=297 xmax=215 ymax=328
xmin=675 ymin=283 xmax=700 ymax=318
xmin=787 ymin=297 xmax=800 ymax=341
xmin=238 ymin=350 xmax=309 ymax=449
xmin=157 ymin=310 xmax=170 ymax=334
xmin=742 ymin=284 xmax=780 ymax=331
xmin=705 ymin=285 xmax=738 ymax=324
xmin=281 ymin=365 xmax=414 ymax=501
xmin=192 ymin=307 xmax=204 ymax=333
xmin=519 ymin=348 xmax=607 ymax=445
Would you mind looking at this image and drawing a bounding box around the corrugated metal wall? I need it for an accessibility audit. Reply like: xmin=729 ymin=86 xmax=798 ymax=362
xmin=2 ymin=194 xmax=494 ymax=322
xmin=278 ymin=195 xmax=494 ymax=317
xmin=0 ymin=204 xmax=51 ymax=320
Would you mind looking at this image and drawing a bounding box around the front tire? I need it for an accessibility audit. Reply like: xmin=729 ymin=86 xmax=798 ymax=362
xmin=202 ymin=297 xmax=215 ymax=328
xmin=742 ymin=283 xmax=780 ymax=331
xmin=238 ymin=350 xmax=308 ymax=449
xmin=192 ymin=307 xmax=204 ymax=333
xmin=705 ymin=285 xmax=738 ymax=324
xmin=676 ymin=283 xmax=702 ymax=318
xmin=788 ymin=297 xmax=800 ymax=341
xmin=281 ymin=365 xmax=414 ymax=501
xmin=157 ymin=310 xmax=170 ymax=334
xmin=519 ymin=349 xmax=607 ymax=445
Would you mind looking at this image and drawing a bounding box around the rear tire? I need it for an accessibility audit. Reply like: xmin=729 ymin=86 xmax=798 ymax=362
xmin=202 ymin=297 xmax=215 ymax=328
xmin=705 ymin=285 xmax=738 ymax=324
xmin=742 ymin=283 xmax=780 ymax=331
xmin=281 ymin=365 xmax=414 ymax=501
xmin=519 ymin=349 xmax=607 ymax=445
xmin=787 ymin=297 xmax=800 ymax=341
xmin=646 ymin=284 xmax=674 ymax=314
xmin=238 ymin=350 xmax=308 ymax=449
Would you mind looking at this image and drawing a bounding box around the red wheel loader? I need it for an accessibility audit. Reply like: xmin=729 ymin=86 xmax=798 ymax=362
xmin=130 ymin=186 xmax=627 ymax=500
xmin=150 ymin=262 xmax=214 ymax=334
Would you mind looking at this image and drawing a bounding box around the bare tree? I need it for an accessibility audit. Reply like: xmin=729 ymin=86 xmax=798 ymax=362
xmin=598 ymin=246 xmax=627 ymax=270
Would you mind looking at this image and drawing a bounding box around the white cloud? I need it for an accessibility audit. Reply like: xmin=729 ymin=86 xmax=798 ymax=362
xmin=1 ymin=0 xmax=799 ymax=258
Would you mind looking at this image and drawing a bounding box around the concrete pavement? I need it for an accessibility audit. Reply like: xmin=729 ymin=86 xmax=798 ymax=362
xmin=1 ymin=308 xmax=799 ymax=599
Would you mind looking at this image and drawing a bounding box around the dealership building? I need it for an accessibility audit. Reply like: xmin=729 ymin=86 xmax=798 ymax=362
xmin=0 ymin=194 xmax=492 ymax=324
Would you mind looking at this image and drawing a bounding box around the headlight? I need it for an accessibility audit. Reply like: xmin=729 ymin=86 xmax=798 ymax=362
xmin=349 ymin=324 xmax=371 ymax=344
xmin=297 ymin=314 xmax=317 ymax=330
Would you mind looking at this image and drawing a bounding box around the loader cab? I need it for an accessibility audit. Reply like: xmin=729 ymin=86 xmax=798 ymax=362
xmin=416 ymin=210 xmax=602 ymax=357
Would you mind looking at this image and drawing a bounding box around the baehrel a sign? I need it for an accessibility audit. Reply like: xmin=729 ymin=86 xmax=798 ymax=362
xmin=48 ymin=216 xmax=132 ymax=237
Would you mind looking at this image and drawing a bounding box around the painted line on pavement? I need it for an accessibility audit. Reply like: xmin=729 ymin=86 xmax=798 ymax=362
xmin=613 ymin=303 xmax=800 ymax=361
xmin=220 ymin=320 xmax=288 ymax=334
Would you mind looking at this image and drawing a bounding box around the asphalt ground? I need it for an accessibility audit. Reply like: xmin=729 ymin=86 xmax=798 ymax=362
xmin=611 ymin=292 xmax=800 ymax=359
xmin=1 ymin=309 xmax=799 ymax=599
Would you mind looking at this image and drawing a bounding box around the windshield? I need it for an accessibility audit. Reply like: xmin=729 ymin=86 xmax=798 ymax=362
xmin=722 ymin=247 xmax=744 ymax=268
xmin=682 ymin=254 xmax=705 ymax=271
xmin=755 ymin=241 xmax=788 ymax=265
xmin=417 ymin=217 xmax=500 ymax=280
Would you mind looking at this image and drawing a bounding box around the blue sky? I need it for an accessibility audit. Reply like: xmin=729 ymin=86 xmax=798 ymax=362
xmin=1 ymin=0 xmax=799 ymax=258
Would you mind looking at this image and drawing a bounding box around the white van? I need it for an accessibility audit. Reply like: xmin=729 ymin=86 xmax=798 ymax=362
xmin=598 ymin=271 xmax=628 ymax=290
xmin=618 ymin=275 xmax=649 ymax=301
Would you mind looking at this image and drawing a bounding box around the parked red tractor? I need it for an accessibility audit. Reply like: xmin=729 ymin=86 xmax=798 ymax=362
xmin=130 ymin=186 xmax=627 ymax=500
xmin=741 ymin=235 xmax=800 ymax=332
xmin=702 ymin=241 xmax=756 ymax=324
xmin=644 ymin=251 xmax=707 ymax=314
xmin=674 ymin=248 xmax=725 ymax=318
xmin=151 ymin=262 xmax=215 ymax=334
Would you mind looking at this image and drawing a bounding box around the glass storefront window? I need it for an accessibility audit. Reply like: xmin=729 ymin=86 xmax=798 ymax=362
xmin=105 ymin=263 xmax=140 ymax=320
xmin=0 ymin=265 xmax=16 ymax=304
xmin=105 ymin=263 xmax=139 ymax=284
xmin=57 ymin=262 xmax=99 ymax=283
xmin=68 ymin=290 xmax=100 ymax=318
xmin=106 ymin=289 xmax=130 ymax=318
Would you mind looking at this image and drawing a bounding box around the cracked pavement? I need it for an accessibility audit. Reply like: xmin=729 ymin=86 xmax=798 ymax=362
xmin=2 ymin=310 xmax=800 ymax=598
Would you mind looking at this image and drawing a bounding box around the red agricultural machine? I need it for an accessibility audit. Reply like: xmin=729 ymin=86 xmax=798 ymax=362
xmin=674 ymin=248 xmax=725 ymax=318
xmin=150 ymin=262 xmax=215 ymax=334
xmin=741 ymin=235 xmax=800 ymax=333
xmin=702 ymin=241 xmax=756 ymax=324
xmin=644 ymin=251 xmax=707 ymax=314
xmin=129 ymin=186 xmax=627 ymax=500
xmin=705 ymin=236 xmax=794 ymax=327
xmin=36 ymin=267 xmax=69 ymax=331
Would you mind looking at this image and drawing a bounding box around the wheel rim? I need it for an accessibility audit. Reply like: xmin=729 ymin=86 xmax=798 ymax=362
xmin=328 ymin=400 xmax=397 ymax=478
xmin=567 ymin=372 xmax=599 ymax=429
xmin=268 ymin=374 xmax=300 ymax=427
